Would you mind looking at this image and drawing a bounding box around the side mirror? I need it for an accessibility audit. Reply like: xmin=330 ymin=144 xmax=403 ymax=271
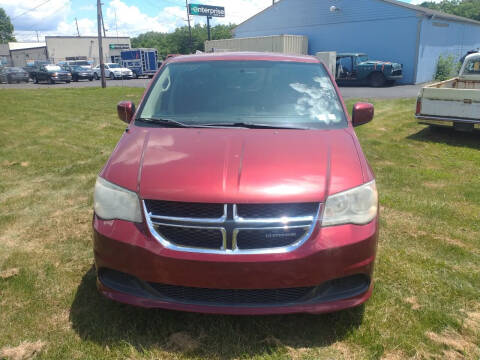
xmin=352 ymin=102 xmax=374 ymax=127
xmin=117 ymin=101 xmax=135 ymax=124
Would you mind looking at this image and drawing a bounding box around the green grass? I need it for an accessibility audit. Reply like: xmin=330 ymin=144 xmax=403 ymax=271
xmin=0 ymin=88 xmax=479 ymax=360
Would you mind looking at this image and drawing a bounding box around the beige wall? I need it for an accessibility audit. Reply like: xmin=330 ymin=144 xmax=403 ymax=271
xmin=205 ymin=35 xmax=308 ymax=55
xmin=10 ymin=47 xmax=48 ymax=67
xmin=45 ymin=37 xmax=131 ymax=65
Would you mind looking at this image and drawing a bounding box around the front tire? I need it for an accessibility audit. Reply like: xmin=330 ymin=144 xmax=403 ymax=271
xmin=89 ymin=77 xmax=93 ymax=81
xmin=110 ymin=72 xmax=115 ymax=80
xmin=369 ymin=72 xmax=386 ymax=87
xmin=49 ymin=77 xmax=55 ymax=85
xmin=33 ymin=76 xmax=38 ymax=84
xmin=94 ymin=73 xmax=99 ymax=80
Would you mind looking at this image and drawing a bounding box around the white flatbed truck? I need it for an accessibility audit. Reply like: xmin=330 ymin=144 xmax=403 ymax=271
xmin=416 ymin=53 xmax=480 ymax=131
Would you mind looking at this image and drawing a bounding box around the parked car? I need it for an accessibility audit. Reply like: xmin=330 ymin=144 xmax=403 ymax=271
xmin=0 ymin=67 xmax=30 ymax=84
xmin=336 ymin=53 xmax=403 ymax=87
xmin=92 ymin=63 xmax=133 ymax=80
xmin=92 ymin=52 xmax=378 ymax=315
xmin=416 ymin=52 xmax=480 ymax=131
xmin=33 ymin=64 xmax=72 ymax=84
xmin=61 ymin=64 xmax=93 ymax=82
xmin=24 ymin=61 xmax=50 ymax=81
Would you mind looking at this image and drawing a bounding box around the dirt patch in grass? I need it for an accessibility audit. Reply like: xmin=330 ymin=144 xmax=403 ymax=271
xmin=423 ymin=181 xmax=446 ymax=189
xmin=426 ymin=305 xmax=480 ymax=359
xmin=381 ymin=350 xmax=407 ymax=360
xmin=167 ymin=332 xmax=200 ymax=353
xmin=405 ymin=296 xmax=421 ymax=310
xmin=0 ymin=340 xmax=46 ymax=360
xmin=0 ymin=268 xmax=19 ymax=279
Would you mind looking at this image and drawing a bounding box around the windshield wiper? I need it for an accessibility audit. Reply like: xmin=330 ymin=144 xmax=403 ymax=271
xmin=199 ymin=122 xmax=309 ymax=130
xmin=136 ymin=117 xmax=197 ymax=128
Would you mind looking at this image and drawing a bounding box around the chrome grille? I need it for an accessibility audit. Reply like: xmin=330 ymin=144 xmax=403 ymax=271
xmin=144 ymin=201 xmax=321 ymax=254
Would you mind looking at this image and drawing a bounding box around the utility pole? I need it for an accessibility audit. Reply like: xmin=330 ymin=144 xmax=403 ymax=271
xmin=75 ymin=17 xmax=80 ymax=37
xmin=207 ymin=16 xmax=211 ymax=41
xmin=97 ymin=0 xmax=106 ymax=88
xmin=185 ymin=0 xmax=193 ymax=53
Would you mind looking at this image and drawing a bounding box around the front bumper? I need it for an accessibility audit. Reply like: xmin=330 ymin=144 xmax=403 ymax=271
xmin=51 ymin=75 xmax=72 ymax=82
xmin=113 ymin=73 xmax=133 ymax=79
xmin=77 ymin=73 xmax=93 ymax=79
xmin=93 ymin=216 xmax=378 ymax=314
xmin=386 ymin=74 xmax=403 ymax=81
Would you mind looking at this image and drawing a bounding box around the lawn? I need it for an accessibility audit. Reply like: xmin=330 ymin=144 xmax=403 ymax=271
xmin=0 ymin=88 xmax=479 ymax=360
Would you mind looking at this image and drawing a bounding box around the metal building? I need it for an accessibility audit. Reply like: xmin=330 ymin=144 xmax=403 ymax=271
xmin=45 ymin=36 xmax=131 ymax=65
xmin=234 ymin=0 xmax=480 ymax=84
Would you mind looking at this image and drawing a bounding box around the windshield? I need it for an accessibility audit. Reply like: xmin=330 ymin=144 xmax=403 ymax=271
xmin=357 ymin=55 xmax=368 ymax=63
xmin=108 ymin=64 xmax=121 ymax=69
xmin=463 ymin=57 xmax=480 ymax=75
xmin=45 ymin=65 xmax=61 ymax=71
xmin=138 ymin=61 xmax=347 ymax=129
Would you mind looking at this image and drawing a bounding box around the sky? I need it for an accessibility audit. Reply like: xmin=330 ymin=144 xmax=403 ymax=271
xmin=1 ymin=0 xmax=443 ymax=42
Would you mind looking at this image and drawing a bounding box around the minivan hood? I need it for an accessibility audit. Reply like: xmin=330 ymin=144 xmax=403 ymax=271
xmin=101 ymin=127 xmax=365 ymax=204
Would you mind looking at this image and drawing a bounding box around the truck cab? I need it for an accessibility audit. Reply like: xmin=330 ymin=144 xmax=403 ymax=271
xmin=336 ymin=53 xmax=403 ymax=87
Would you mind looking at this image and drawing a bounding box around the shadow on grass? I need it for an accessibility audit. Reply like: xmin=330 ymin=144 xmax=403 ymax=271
xmin=408 ymin=126 xmax=480 ymax=150
xmin=70 ymin=267 xmax=365 ymax=358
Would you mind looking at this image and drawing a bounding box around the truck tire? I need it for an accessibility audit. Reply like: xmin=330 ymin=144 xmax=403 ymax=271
xmin=369 ymin=72 xmax=386 ymax=87
xmin=49 ymin=77 xmax=55 ymax=85
xmin=33 ymin=76 xmax=38 ymax=84
xmin=110 ymin=72 xmax=115 ymax=80
xmin=94 ymin=73 xmax=99 ymax=80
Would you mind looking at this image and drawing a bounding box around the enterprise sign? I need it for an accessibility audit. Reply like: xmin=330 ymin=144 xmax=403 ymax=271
xmin=188 ymin=4 xmax=225 ymax=17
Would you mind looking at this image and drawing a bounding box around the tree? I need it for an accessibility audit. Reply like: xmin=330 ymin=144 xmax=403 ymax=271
xmin=131 ymin=23 xmax=236 ymax=60
xmin=0 ymin=8 xmax=15 ymax=44
xmin=419 ymin=0 xmax=480 ymax=22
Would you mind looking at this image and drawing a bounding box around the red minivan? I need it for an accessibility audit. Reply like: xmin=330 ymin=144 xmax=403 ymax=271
xmin=92 ymin=52 xmax=378 ymax=315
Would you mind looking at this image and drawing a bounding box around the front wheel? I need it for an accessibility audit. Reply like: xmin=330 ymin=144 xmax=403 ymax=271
xmin=369 ymin=72 xmax=386 ymax=87
xmin=89 ymin=77 xmax=93 ymax=81
xmin=49 ymin=77 xmax=55 ymax=85
xmin=94 ymin=73 xmax=99 ymax=80
xmin=33 ymin=76 xmax=38 ymax=84
xmin=110 ymin=72 xmax=115 ymax=80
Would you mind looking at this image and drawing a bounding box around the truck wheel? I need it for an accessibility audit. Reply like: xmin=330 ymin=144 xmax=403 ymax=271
xmin=110 ymin=72 xmax=115 ymax=80
xmin=49 ymin=78 xmax=55 ymax=85
xmin=33 ymin=76 xmax=38 ymax=84
xmin=94 ymin=73 xmax=99 ymax=80
xmin=369 ymin=72 xmax=386 ymax=87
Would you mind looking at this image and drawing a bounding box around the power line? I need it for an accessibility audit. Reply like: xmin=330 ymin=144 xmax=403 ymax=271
xmin=11 ymin=0 xmax=53 ymax=20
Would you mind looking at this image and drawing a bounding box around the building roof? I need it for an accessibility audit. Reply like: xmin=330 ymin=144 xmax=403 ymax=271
xmin=380 ymin=0 xmax=480 ymax=25
xmin=235 ymin=0 xmax=480 ymax=31
xmin=8 ymin=42 xmax=46 ymax=51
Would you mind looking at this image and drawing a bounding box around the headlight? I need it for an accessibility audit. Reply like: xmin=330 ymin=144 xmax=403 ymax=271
xmin=93 ymin=177 xmax=142 ymax=222
xmin=322 ymin=180 xmax=377 ymax=226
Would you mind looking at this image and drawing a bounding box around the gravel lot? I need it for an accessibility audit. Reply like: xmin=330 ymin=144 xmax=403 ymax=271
xmin=0 ymin=78 xmax=424 ymax=99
